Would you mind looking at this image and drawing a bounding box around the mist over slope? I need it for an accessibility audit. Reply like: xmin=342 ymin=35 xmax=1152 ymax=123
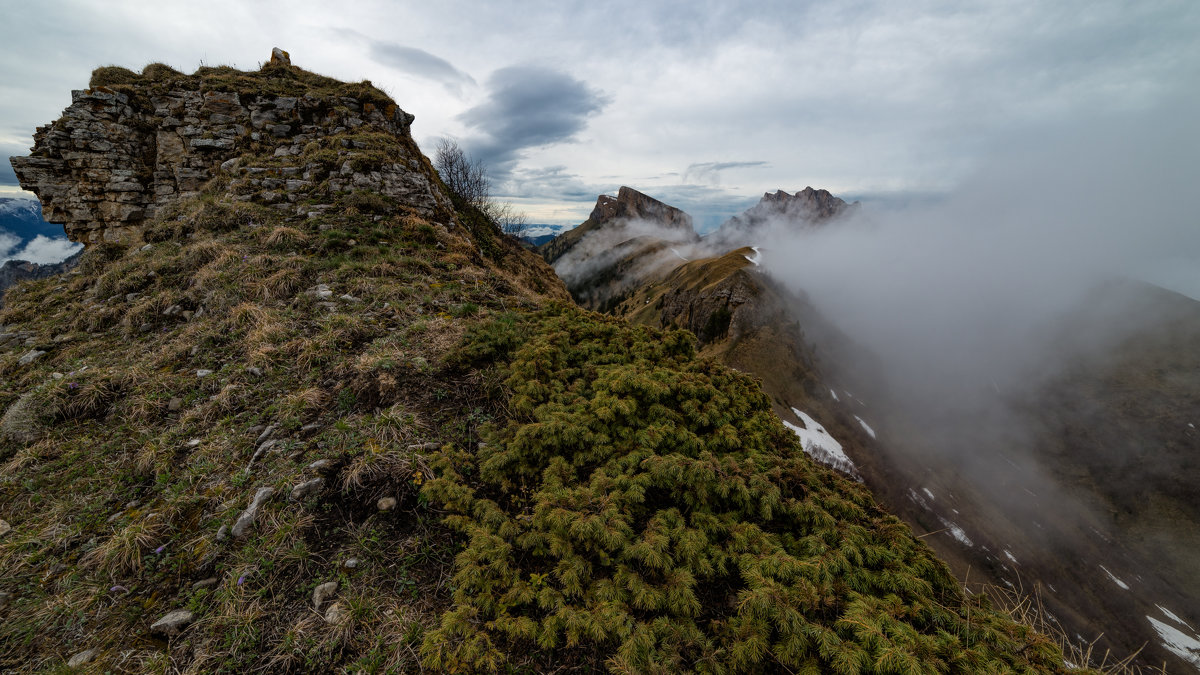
xmin=758 ymin=101 xmax=1200 ymax=414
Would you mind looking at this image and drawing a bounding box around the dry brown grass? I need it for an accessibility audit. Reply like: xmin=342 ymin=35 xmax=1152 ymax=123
xmin=81 ymin=511 xmax=172 ymax=577
xmin=262 ymin=226 xmax=308 ymax=247
xmin=977 ymin=576 xmax=1167 ymax=674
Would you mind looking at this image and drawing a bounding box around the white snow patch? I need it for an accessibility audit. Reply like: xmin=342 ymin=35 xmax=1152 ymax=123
xmin=854 ymin=415 xmax=876 ymax=439
xmin=937 ymin=517 xmax=973 ymax=547
xmin=921 ymin=487 xmax=935 ymax=500
xmin=830 ymin=389 xmax=839 ymax=401
xmin=906 ymin=488 xmax=930 ymax=510
xmin=1099 ymin=565 xmax=1129 ymax=590
xmin=1158 ymin=605 xmax=1196 ymax=631
xmin=743 ymin=246 xmax=762 ymax=265
xmin=1147 ymin=616 xmax=1200 ymax=668
xmin=1003 ymin=550 xmax=1018 ymax=564
xmin=784 ymin=408 xmax=857 ymax=477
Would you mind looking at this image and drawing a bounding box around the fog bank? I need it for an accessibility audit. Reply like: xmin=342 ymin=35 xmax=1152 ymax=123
xmin=758 ymin=101 xmax=1200 ymax=411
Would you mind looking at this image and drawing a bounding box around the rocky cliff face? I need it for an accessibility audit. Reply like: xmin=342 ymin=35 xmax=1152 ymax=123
xmin=11 ymin=49 xmax=447 ymax=245
xmin=539 ymin=186 xmax=696 ymax=265
xmin=587 ymin=185 xmax=693 ymax=232
xmin=712 ymin=186 xmax=855 ymax=246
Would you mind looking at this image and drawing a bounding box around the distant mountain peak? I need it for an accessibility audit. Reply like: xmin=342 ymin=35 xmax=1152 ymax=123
xmin=713 ymin=186 xmax=855 ymax=245
xmin=589 ymin=186 xmax=694 ymax=232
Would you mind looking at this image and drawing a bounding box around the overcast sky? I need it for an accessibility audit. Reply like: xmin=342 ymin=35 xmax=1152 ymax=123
xmin=2 ymin=0 xmax=1197 ymax=229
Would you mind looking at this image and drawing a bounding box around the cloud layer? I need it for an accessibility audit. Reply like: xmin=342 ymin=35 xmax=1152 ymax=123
xmin=456 ymin=66 xmax=608 ymax=177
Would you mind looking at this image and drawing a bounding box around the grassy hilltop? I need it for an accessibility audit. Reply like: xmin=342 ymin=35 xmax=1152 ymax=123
xmin=0 ymin=57 xmax=1081 ymax=673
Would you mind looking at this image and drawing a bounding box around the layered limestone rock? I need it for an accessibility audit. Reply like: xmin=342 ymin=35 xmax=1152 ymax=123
xmin=587 ymin=185 xmax=693 ymax=234
xmin=539 ymin=186 xmax=696 ymax=264
xmin=712 ymin=186 xmax=856 ymax=246
xmin=10 ymin=51 xmax=448 ymax=245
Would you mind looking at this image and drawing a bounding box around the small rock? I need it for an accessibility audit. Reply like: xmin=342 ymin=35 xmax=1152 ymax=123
xmin=17 ymin=350 xmax=45 ymax=366
xmin=51 ymin=372 xmax=64 ymax=379
xmin=216 ymin=525 xmax=229 ymax=542
xmin=299 ymin=423 xmax=322 ymax=436
xmin=377 ymin=497 xmax=397 ymax=512
xmin=323 ymin=601 xmax=348 ymax=625
xmin=167 ymin=397 xmax=183 ymax=412
xmin=196 ymin=369 xmax=213 ymax=377
xmin=311 ymin=284 xmax=333 ymax=300
xmin=186 ymin=438 xmax=201 ymax=448
xmin=246 ymin=366 xmax=263 ymax=377
xmin=0 ymin=519 xmax=11 ymax=537
xmin=344 ymin=557 xmax=360 ymax=570
xmin=125 ymin=293 xmax=139 ymax=303
xmin=190 ymin=345 xmax=200 ymax=356
xmin=182 ymin=310 xmax=194 ymax=321
xmin=307 ymin=459 xmax=333 ymax=472
xmin=140 ymin=243 xmax=153 ymax=251
xmin=289 ymin=477 xmax=323 ymax=501
xmin=255 ymin=424 xmax=277 ymax=445
xmin=191 ymin=577 xmax=219 ymax=590
xmin=270 ymin=47 xmax=291 ymax=67
xmin=339 ymin=294 xmax=361 ymax=303
xmin=312 ymin=580 xmax=338 ymax=609
xmin=231 ymin=487 xmax=275 ymax=538
xmin=67 ymin=648 xmax=99 ymax=667
xmin=150 ymin=609 xmax=194 ymax=636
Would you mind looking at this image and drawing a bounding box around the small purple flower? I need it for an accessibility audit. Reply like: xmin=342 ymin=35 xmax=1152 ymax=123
xmin=237 ymin=575 xmax=245 ymax=586
xmin=154 ymin=545 xmax=165 ymax=554
xmin=110 ymin=585 xmax=128 ymax=593
xmin=68 ymin=383 xmax=78 ymax=389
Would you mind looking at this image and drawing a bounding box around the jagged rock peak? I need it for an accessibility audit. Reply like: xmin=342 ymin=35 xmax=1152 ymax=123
xmin=10 ymin=49 xmax=443 ymax=245
xmin=711 ymin=186 xmax=855 ymax=246
xmin=590 ymin=186 xmax=693 ymax=232
xmin=755 ymin=187 xmax=852 ymax=222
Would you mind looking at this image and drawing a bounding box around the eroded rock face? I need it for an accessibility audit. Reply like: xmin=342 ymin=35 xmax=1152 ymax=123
xmin=712 ymin=186 xmax=856 ymax=246
xmin=588 ymin=186 xmax=693 ymax=233
xmin=10 ymin=56 xmax=447 ymax=245
xmin=540 ymin=186 xmax=697 ymax=265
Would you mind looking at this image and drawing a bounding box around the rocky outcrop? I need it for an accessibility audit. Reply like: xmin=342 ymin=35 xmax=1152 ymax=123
xmin=712 ymin=186 xmax=855 ymax=246
xmin=539 ymin=186 xmax=696 ymax=264
xmin=587 ymin=186 xmax=692 ymax=233
xmin=10 ymin=50 xmax=448 ymax=245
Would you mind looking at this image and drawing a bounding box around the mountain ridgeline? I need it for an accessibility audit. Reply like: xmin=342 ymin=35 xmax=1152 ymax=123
xmin=0 ymin=52 xmax=1084 ymax=672
xmin=541 ymin=183 xmax=1200 ymax=671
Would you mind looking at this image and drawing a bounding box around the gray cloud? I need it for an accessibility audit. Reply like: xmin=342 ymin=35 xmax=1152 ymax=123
xmin=683 ymin=161 xmax=769 ymax=185
xmin=1 ymin=142 xmax=28 ymax=186
xmin=366 ymin=41 xmax=476 ymax=94
xmin=457 ymin=66 xmax=608 ymax=176
xmin=0 ymin=233 xmax=81 ymax=265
